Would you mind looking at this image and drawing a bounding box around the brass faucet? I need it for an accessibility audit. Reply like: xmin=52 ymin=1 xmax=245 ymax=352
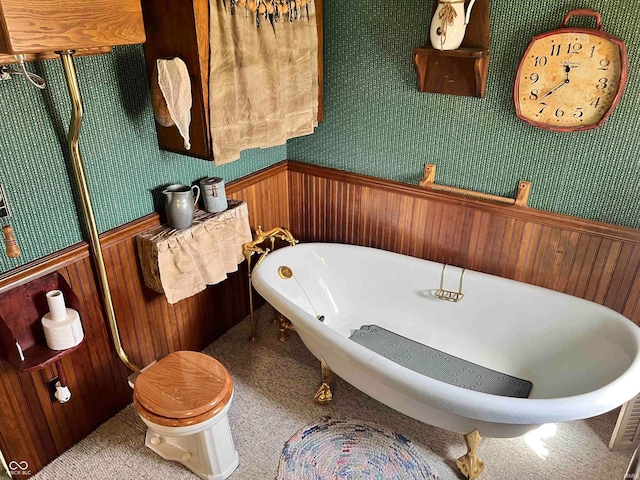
xmin=253 ymin=226 xmax=299 ymax=247
xmin=243 ymin=226 xmax=298 ymax=341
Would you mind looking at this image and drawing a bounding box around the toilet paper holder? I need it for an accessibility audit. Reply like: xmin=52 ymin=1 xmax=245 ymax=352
xmin=0 ymin=271 xmax=84 ymax=402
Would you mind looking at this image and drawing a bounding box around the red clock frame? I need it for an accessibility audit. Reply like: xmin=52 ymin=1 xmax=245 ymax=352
xmin=513 ymin=9 xmax=628 ymax=133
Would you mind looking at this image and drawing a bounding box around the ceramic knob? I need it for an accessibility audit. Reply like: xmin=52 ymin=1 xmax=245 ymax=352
xmin=150 ymin=436 xmax=161 ymax=446
xmin=182 ymin=452 xmax=192 ymax=463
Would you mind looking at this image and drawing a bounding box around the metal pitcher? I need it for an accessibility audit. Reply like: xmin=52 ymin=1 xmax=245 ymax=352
xmin=163 ymin=183 xmax=200 ymax=229
xmin=199 ymin=177 xmax=228 ymax=213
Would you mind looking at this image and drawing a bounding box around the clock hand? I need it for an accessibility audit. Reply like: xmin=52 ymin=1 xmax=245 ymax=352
xmin=540 ymin=66 xmax=571 ymax=99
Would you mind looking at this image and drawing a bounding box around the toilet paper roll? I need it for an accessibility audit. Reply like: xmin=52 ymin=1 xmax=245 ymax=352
xmin=46 ymin=290 xmax=68 ymax=322
xmin=41 ymin=308 xmax=84 ymax=351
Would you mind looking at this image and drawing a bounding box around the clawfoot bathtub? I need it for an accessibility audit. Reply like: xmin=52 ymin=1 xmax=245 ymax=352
xmin=251 ymin=243 xmax=640 ymax=477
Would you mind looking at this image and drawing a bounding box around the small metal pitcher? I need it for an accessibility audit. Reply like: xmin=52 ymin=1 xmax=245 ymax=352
xmin=163 ymin=183 xmax=200 ymax=229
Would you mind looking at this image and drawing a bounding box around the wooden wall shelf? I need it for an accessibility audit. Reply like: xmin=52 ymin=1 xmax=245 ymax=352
xmin=0 ymin=272 xmax=83 ymax=373
xmin=413 ymin=0 xmax=490 ymax=98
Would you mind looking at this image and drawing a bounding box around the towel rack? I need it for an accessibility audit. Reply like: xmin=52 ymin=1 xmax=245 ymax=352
xmin=419 ymin=164 xmax=532 ymax=207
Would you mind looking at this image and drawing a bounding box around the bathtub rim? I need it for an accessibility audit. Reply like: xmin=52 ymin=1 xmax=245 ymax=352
xmin=252 ymin=242 xmax=640 ymax=427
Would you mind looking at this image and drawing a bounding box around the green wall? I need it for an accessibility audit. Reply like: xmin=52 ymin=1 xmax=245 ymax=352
xmin=2 ymin=1 xmax=639 ymax=274
xmin=289 ymin=0 xmax=640 ymax=229
xmin=0 ymin=46 xmax=286 ymax=274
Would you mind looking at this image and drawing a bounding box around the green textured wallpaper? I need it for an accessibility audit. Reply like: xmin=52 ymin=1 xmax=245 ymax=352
xmin=0 ymin=46 xmax=286 ymax=274
xmin=2 ymin=2 xmax=639 ymax=275
xmin=289 ymin=0 xmax=640 ymax=229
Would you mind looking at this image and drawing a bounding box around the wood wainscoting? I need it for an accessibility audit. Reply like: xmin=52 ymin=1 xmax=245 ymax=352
xmin=0 ymin=161 xmax=289 ymax=475
xmin=1 ymin=158 xmax=639 ymax=474
xmin=287 ymin=161 xmax=640 ymax=325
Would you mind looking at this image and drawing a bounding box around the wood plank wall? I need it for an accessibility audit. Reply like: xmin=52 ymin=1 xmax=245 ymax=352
xmin=0 ymin=161 xmax=289 ymax=475
xmin=2 ymin=158 xmax=639 ymax=475
xmin=287 ymin=161 xmax=640 ymax=325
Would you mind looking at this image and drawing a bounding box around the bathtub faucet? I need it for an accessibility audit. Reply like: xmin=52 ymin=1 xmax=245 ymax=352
xmin=254 ymin=226 xmax=299 ymax=248
xmin=243 ymin=226 xmax=299 ymax=342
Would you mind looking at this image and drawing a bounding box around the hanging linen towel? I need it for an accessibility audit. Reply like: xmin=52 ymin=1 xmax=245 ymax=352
xmin=136 ymin=200 xmax=252 ymax=304
xmin=156 ymin=57 xmax=193 ymax=150
xmin=209 ymin=0 xmax=319 ymax=165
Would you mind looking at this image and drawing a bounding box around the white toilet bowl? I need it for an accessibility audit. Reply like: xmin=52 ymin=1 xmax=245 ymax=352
xmin=133 ymin=351 xmax=239 ymax=480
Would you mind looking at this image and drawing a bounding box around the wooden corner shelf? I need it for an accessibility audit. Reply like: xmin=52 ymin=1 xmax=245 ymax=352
xmin=413 ymin=0 xmax=490 ymax=98
xmin=0 ymin=272 xmax=83 ymax=373
xmin=415 ymin=47 xmax=489 ymax=59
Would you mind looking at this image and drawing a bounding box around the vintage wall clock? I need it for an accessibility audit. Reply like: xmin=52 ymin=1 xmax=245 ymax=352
xmin=514 ymin=9 xmax=628 ymax=132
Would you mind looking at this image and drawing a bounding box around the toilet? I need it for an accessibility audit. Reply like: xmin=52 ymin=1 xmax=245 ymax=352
xmin=133 ymin=351 xmax=239 ymax=480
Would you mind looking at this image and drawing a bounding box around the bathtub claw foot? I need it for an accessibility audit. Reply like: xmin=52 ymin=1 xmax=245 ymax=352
xmin=314 ymin=382 xmax=333 ymax=405
xmin=277 ymin=313 xmax=295 ymax=342
xmin=456 ymin=430 xmax=484 ymax=479
xmin=314 ymin=358 xmax=336 ymax=405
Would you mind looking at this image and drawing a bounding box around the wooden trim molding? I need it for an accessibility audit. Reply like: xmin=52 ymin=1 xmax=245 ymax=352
xmin=0 ymin=160 xmax=291 ymax=290
xmin=227 ymin=160 xmax=289 ymax=193
xmin=286 ymin=160 xmax=640 ymax=325
xmin=0 ymin=162 xmax=290 ymax=474
xmin=0 ymin=159 xmax=639 ymax=475
xmin=0 ymin=245 xmax=89 ymax=293
xmin=287 ymin=160 xmax=640 ymax=245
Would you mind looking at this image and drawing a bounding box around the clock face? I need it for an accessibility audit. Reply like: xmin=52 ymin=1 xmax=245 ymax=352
xmin=515 ymin=31 xmax=626 ymax=131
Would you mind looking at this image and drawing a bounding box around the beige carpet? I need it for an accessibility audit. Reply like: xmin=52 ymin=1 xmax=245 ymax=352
xmin=32 ymin=304 xmax=633 ymax=480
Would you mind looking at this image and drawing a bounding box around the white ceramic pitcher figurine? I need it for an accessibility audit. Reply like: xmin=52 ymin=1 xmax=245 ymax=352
xmin=430 ymin=0 xmax=476 ymax=51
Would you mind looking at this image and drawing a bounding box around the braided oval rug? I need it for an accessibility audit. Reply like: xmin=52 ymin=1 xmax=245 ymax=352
xmin=276 ymin=417 xmax=439 ymax=479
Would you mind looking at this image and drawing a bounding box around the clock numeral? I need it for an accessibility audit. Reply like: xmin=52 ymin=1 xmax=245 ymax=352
xmin=598 ymin=59 xmax=611 ymax=71
xmin=567 ymin=43 xmax=582 ymax=55
xmin=573 ymin=107 xmax=584 ymax=118
xmin=530 ymin=73 xmax=539 ymax=84
xmin=590 ymin=46 xmax=596 ymax=58
xmin=529 ymin=89 xmax=539 ymax=100
xmin=596 ymin=78 xmax=609 ymax=91
xmin=555 ymin=108 xmax=565 ymax=118
xmin=534 ymin=56 xmax=548 ymax=67
xmin=590 ymin=98 xmax=601 ymax=108
xmin=550 ymin=44 xmax=562 ymax=56
xmin=538 ymin=102 xmax=548 ymax=114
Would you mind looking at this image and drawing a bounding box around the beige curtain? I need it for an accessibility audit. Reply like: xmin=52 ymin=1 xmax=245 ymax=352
xmin=209 ymin=0 xmax=318 ymax=165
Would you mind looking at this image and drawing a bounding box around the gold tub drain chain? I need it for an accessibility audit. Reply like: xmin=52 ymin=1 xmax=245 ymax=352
xmin=435 ymin=264 xmax=466 ymax=303
xmin=278 ymin=266 xmax=323 ymax=321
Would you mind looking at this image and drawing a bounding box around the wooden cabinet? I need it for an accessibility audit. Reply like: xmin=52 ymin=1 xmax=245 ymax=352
xmin=413 ymin=0 xmax=490 ymax=98
xmin=141 ymin=0 xmax=323 ymax=161
xmin=0 ymin=0 xmax=145 ymax=53
xmin=140 ymin=0 xmax=212 ymax=159
xmin=0 ymin=0 xmax=145 ymax=63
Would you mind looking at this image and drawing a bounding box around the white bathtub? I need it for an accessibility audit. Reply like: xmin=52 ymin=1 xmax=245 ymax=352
xmin=251 ymin=243 xmax=640 ymax=438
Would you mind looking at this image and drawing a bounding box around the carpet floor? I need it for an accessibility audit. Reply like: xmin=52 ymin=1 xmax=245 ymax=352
xmin=32 ymin=304 xmax=633 ymax=480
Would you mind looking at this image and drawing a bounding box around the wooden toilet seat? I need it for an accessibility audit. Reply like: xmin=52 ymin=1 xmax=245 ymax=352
xmin=133 ymin=351 xmax=233 ymax=427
